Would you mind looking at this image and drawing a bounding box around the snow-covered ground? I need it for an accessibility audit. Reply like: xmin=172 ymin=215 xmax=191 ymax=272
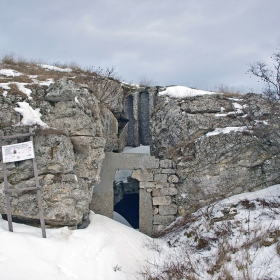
xmin=0 ymin=212 xmax=153 ymax=280
xmin=143 ymin=185 xmax=280 ymax=280
xmin=0 ymin=186 xmax=279 ymax=280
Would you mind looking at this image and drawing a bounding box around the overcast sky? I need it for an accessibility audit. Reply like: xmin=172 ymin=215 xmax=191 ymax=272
xmin=1 ymin=0 xmax=280 ymax=92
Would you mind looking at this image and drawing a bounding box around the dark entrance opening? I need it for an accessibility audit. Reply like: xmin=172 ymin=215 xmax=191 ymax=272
xmin=114 ymin=172 xmax=139 ymax=229
xmin=139 ymin=91 xmax=150 ymax=145
xmin=114 ymin=193 xmax=139 ymax=228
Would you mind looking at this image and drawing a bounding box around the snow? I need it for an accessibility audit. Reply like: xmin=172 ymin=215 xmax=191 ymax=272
xmin=159 ymin=86 xmax=216 ymax=98
xmin=113 ymin=212 xmax=132 ymax=228
xmin=14 ymin=101 xmax=48 ymax=127
xmin=215 ymin=101 xmax=248 ymax=117
xmin=0 ymin=83 xmax=11 ymax=90
xmin=0 ymin=69 xmax=22 ymax=77
xmin=0 ymin=212 xmax=153 ymax=280
xmin=115 ymin=170 xmax=133 ymax=183
xmin=16 ymin=83 xmax=32 ymax=99
xmin=222 ymin=184 xmax=280 ymax=205
xmin=123 ymin=145 xmax=150 ymax=154
xmin=40 ymin=64 xmax=72 ymax=73
xmin=206 ymin=126 xmax=250 ymax=136
xmin=144 ymin=184 xmax=280 ymax=280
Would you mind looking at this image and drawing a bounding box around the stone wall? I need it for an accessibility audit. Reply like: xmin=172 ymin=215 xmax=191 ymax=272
xmin=150 ymin=93 xmax=280 ymax=215
xmin=91 ymin=152 xmax=178 ymax=236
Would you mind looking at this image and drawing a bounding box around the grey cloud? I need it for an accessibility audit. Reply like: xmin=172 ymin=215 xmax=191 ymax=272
xmin=0 ymin=0 xmax=280 ymax=92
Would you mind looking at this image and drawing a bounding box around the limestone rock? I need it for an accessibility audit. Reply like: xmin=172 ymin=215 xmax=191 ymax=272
xmin=151 ymin=93 xmax=280 ymax=214
xmin=0 ymin=78 xmax=106 ymax=227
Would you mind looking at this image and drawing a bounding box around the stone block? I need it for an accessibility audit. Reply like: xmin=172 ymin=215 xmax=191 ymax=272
xmin=140 ymin=182 xmax=155 ymax=189
xmin=159 ymin=204 xmax=178 ymax=215
xmin=153 ymin=215 xmax=175 ymax=226
xmin=160 ymin=159 xmax=173 ymax=169
xmin=152 ymin=224 xmax=165 ymax=234
xmin=145 ymin=159 xmax=160 ymax=169
xmin=168 ymin=174 xmax=179 ymax=183
xmin=139 ymin=189 xmax=153 ymax=236
xmin=160 ymin=187 xmax=178 ymax=196
xmin=153 ymin=196 xmax=172 ymax=205
xmin=153 ymin=207 xmax=159 ymax=214
xmin=161 ymin=169 xmax=176 ymax=174
xmin=154 ymin=174 xmax=167 ymax=183
xmin=152 ymin=188 xmax=161 ymax=196
xmin=131 ymin=169 xmax=154 ymax=182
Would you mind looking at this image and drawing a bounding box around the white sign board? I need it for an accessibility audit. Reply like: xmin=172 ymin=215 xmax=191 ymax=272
xmin=2 ymin=141 xmax=35 ymax=163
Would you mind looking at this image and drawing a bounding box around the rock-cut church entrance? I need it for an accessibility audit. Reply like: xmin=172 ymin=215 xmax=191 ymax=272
xmin=90 ymin=152 xmax=155 ymax=236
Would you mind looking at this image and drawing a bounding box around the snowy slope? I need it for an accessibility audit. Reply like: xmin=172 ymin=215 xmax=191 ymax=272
xmin=142 ymin=185 xmax=280 ymax=280
xmin=0 ymin=212 xmax=154 ymax=280
xmin=0 ymin=186 xmax=279 ymax=280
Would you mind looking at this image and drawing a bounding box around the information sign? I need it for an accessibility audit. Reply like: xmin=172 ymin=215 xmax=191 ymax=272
xmin=2 ymin=141 xmax=35 ymax=163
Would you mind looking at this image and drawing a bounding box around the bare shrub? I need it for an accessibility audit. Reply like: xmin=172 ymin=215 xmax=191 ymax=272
xmin=138 ymin=76 xmax=155 ymax=87
xmin=215 ymin=84 xmax=244 ymax=97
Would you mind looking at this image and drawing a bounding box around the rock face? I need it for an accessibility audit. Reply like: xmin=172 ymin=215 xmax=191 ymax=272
xmin=0 ymin=78 xmax=105 ymax=227
xmin=151 ymin=93 xmax=280 ymax=214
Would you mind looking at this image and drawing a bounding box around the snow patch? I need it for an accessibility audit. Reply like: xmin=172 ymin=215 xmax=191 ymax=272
xmin=16 ymin=83 xmax=32 ymax=99
xmin=40 ymin=64 xmax=72 ymax=73
xmin=0 ymin=69 xmax=22 ymax=77
xmin=14 ymin=101 xmax=48 ymax=127
xmin=123 ymin=145 xmax=150 ymax=154
xmin=113 ymin=212 xmax=133 ymax=228
xmin=159 ymin=86 xmax=216 ymax=98
xmin=0 ymin=212 xmax=153 ymax=280
xmin=206 ymin=126 xmax=250 ymax=137
xmin=115 ymin=170 xmax=133 ymax=183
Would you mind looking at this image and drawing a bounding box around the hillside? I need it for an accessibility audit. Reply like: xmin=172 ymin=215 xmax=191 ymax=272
xmin=0 ymin=57 xmax=280 ymax=279
xmin=0 ymin=186 xmax=279 ymax=280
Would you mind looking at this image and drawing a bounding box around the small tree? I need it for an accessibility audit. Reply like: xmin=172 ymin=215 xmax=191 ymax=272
xmin=248 ymin=47 xmax=280 ymax=100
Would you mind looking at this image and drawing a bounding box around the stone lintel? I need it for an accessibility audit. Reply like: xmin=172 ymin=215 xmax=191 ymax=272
xmin=131 ymin=169 xmax=154 ymax=182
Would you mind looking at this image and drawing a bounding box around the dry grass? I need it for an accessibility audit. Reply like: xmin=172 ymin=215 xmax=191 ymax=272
xmin=1 ymin=53 xmax=123 ymax=107
xmin=6 ymin=83 xmax=27 ymax=98
xmin=215 ymin=84 xmax=244 ymax=98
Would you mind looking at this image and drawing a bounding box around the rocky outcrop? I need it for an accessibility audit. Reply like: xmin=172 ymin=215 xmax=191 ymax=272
xmin=151 ymin=93 xmax=280 ymax=214
xmin=0 ymin=78 xmax=106 ymax=227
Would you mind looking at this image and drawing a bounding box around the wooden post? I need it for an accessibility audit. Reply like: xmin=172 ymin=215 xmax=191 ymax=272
xmin=29 ymin=128 xmax=46 ymax=238
xmin=0 ymin=129 xmax=47 ymax=238
xmin=0 ymin=131 xmax=13 ymax=232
